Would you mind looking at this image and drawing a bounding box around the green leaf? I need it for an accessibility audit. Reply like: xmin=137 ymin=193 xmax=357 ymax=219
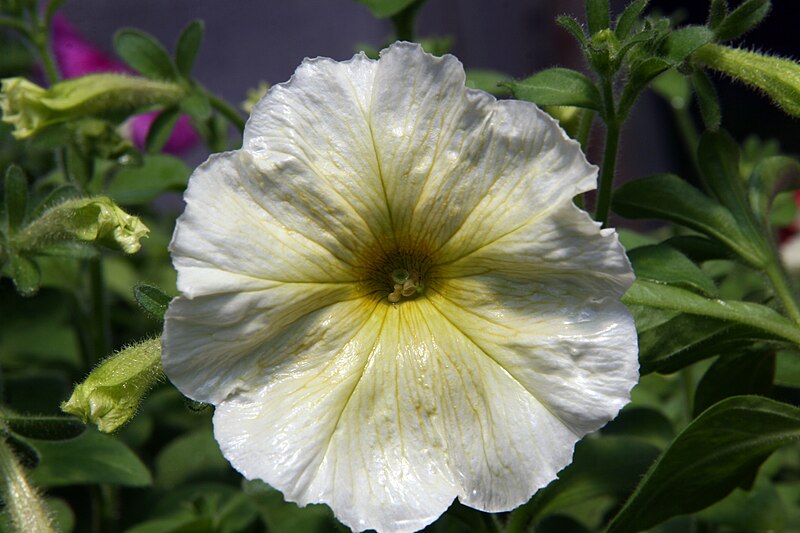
xmin=508 ymin=437 xmax=660 ymax=528
xmin=180 ymin=90 xmax=212 ymax=121
xmin=175 ymin=20 xmax=204 ymax=78
xmin=612 ymin=174 xmax=761 ymax=265
xmin=556 ymin=15 xmax=588 ymax=47
xmin=617 ymin=56 xmax=671 ymax=117
xmin=661 ymin=235 xmax=730 ymax=263
xmin=28 ymin=428 xmax=152 ymax=487
xmin=244 ymin=480 xmax=339 ymax=533
xmin=3 ymin=415 xmax=85 ymax=441
xmin=155 ymin=429 xmax=229 ymax=488
xmin=663 ymin=25 xmax=714 ymax=64
xmin=633 ymin=307 xmax=769 ymax=374
xmin=697 ymin=130 xmax=744 ymax=207
xmin=693 ymin=351 xmax=774 ymax=417
xmin=114 ymin=29 xmax=177 ymax=80
xmin=715 ymin=0 xmax=771 ymax=42
xmin=465 ymin=69 xmax=511 ymax=96
xmin=4 ymin=165 xmax=27 ymax=232
xmin=601 ymin=407 xmax=675 ymax=449
xmin=699 ymin=479 xmax=786 ymax=531
xmin=144 ymin=107 xmax=181 ymax=153
xmin=623 ymin=280 xmax=800 ymax=346
xmin=10 ymin=254 xmax=40 ymax=297
xmin=708 ymin=0 xmax=728 ymax=30
xmin=586 ymin=0 xmax=610 ymax=35
xmin=651 ymin=69 xmax=691 ymax=109
xmin=133 ymin=283 xmax=172 ymax=321
xmin=614 ymin=0 xmax=648 ymax=39
xmin=107 ymin=154 xmax=191 ymax=205
xmin=748 ymin=156 xmax=800 ymax=224
xmin=628 ymin=244 xmax=718 ymax=297
xmin=692 ymin=69 xmax=721 ymax=131
xmin=607 ymin=396 xmax=800 ymax=533
xmin=507 ymin=68 xmax=602 ymax=111
xmin=355 ymin=0 xmax=419 ymax=18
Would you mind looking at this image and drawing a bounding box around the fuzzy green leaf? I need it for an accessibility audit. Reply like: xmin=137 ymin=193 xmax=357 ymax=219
xmin=10 ymin=254 xmax=40 ymax=297
xmin=693 ymin=351 xmax=775 ymax=417
xmin=607 ymin=396 xmax=800 ymax=533
xmin=628 ymin=244 xmax=718 ymax=297
xmin=507 ymin=68 xmax=602 ymax=110
xmin=175 ymin=20 xmax=204 ymax=78
xmin=4 ymin=165 xmax=27 ymax=232
xmin=556 ymin=15 xmax=588 ymax=47
xmin=133 ymin=283 xmax=172 ymax=321
xmin=114 ymin=29 xmax=177 ymax=80
xmin=108 ymin=154 xmax=191 ymax=205
xmin=692 ymin=69 xmax=721 ymax=130
xmin=614 ymin=0 xmax=648 ymax=39
xmin=144 ymin=107 xmax=181 ymax=153
xmin=586 ymin=0 xmax=610 ymax=35
xmin=3 ymin=415 xmax=85 ymax=441
xmin=715 ymin=0 xmax=771 ymax=42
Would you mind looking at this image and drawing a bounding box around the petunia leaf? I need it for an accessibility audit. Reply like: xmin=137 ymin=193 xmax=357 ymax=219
xmin=465 ymin=69 xmax=511 ymax=96
xmin=107 ymin=154 xmax=191 ymax=205
xmin=10 ymin=254 xmax=40 ymax=297
xmin=114 ymin=28 xmax=177 ymax=80
xmin=627 ymin=244 xmax=718 ymax=297
xmin=506 ymin=68 xmax=602 ymax=111
xmin=617 ymin=57 xmax=672 ymax=118
xmin=601 ymin=407 xmax=675 ymax=449
xmin=663 ymin=25 xmax=715 ymax=64
xmin=175 ymin=20 xmax=204 ymax=78
xmin=623 ymin=280 xmax=800 ymax=347
xmin=692 ymin=69 xmax=721 ymax=131
xmin=607 ymin=396 xmax=800 ymax=533
xmin=614 ymin=0 xmax=648 ymax=39
xmin=27 ymin=428 xmax=152 ymax=487
xmin=631 ymin=305 xmax=771 ymax=375
xmin=507 ymin=437 xmax=660 ymax=529
xmin=556 ymin=15 xmax=588 ymax=47
xmin=612 ymin=174 xmax=763 ymax=265
xmin=707 ymin=0 xmax=728 ymax=30
xmin=585 ymin=0 xmax=610 ymax=35
xmin=144 ymin=107 xmax=181 ymax=153
xmin=693 ymin=350 xmax=775 ymax=417
xmin=133 ymin=283 xmax=172 ymax=322
xmin=2 ymin=414 xmax=85 ymax=441
xmin=714 ymin=0 xmax=771 ymax=42
xmin=355 ymin=0 xmax=420 ymax=18
xmin=4 ymin=164 xmax=27 ymax=233
xmin=660 ymin=235 xmax=730 ymax=263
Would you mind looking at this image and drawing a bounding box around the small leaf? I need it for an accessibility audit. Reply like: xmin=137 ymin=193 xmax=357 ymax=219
xmin=355 ymin=0 xmax=420 ymax=19
xmin=507 ymin=68 xmax=602 ymax=111
xmin=114 ymin=29 xmax=177 ymax=80
xmin=175 ymin=20 xmax=204 ymax=78
xmin=155 ymin=429 xmax=229 ymax=488
xmin=628 ymin=244 xmax=718 ymax=297
xmin=692 ymin=69 xmax=721 ymax=131
xmin=465 ymin=69 xmax=511 ymax=96
xmin=617 ymin=56 xmax=671 ymax=117
xmin=556 ymin=15 xmax=588 ymax=47
xmin=748 ymin=156 xmax=800 ymax=223
xmin=708 ymin=0 xmax=729 ymax=30
xmin=615 ymin=0 xmax=648 ymax=39
xmin=3 ymin=415 xmax=85 ymax=441
xmin=661 ymin=235 xmax=730 ymax=263
xmin=714 ymin=0 xmax=771 ymax=42
xmin=4 ymin=165 xmax=27 ymax=232
xmin=607 ymin=396 xmax=800 ymax=533
xmin=10 ymin=255 xmax=40 ymax=297
xmin=586 ymin=0 xmax=610 ymax=35
xmin=180 ymin=90 xmax=212 ymax=121
xmin=28 ymin=428 xmax=152 ymax=487
xmin=612 ymin=174 xmax=761 ymax=265
xmin=107 ymin=154 xmax=191 ymax=205
xmin=663 ymin=25 xmax=715 ymax=64
xmin=134 ymin=283 xmax=172 ymax=321
xmin=623 ymin=280 xmax=800 ymax=346
xmin=693 ymin=351 xmax=775 ymax=417
xmin=145 ymin=107 xmax=181 ymax=153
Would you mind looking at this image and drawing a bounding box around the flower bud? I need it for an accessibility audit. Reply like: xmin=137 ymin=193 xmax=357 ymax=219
xmin=14 ymin=196 xmax=149 ymax=254
xmin=0 ymin=73 xmax=186 ymax=139
xmin=61 ymin=337 xmax=164 ymax=433
xmin=693 ymin=43 xmax=800 ymax=118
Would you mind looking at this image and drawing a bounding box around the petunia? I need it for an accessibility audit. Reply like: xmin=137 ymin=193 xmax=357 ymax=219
xmin=162 ymin=42 xmax=638 ymax=533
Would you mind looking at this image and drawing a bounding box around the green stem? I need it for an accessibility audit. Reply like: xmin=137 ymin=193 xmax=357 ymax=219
xmin=30 ymin=11 xmax=60 ymax=84
xmin=576 ymin=108 xmax=595 ymax=153
xmin=0 ymin=438 xmax=56 ymax=533
xmin=390 ymin=0 xmax=424 ymax=41
xmin=594 ymin=79 xmax=620 ymax=227
xmin=764 ymin=259 xmax=800 ymax=327
xmin=89 ymin=257 xmax=110 ymax=365
xmin=205 ymin=90 xmax=245 ymax=133
xmin=0 ymin=16 xmax=31 ymax=34
xmin=672 ymin=106 xmax=701 ymax=177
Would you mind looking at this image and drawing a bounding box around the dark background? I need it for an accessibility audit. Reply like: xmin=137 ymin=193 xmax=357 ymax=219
xmin=59 ymin=0 xmax=800 ymax=192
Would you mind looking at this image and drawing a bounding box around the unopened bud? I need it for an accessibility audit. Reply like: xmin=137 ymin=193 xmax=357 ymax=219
xmin=61 ymin=337 xmax=163 ymax=433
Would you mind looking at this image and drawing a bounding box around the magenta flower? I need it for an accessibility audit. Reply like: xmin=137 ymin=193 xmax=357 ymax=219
xmin=51 ymin=14 xmax=198 ymax=154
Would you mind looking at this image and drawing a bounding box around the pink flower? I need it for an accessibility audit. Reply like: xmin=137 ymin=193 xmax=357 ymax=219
xmin=51 ymin=14 xmax=198 ymax=154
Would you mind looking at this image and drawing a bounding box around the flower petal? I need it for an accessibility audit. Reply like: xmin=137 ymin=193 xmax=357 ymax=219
xmin=368 ymin=43 xmax=595 ymax=254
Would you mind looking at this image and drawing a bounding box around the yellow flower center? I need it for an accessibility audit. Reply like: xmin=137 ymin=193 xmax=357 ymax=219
xmin=358 ymin=240 xmax=436 ymax=304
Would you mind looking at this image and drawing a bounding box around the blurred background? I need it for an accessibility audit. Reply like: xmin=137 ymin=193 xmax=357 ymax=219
xmin=55 ymin=0 xmax=800 ymax=216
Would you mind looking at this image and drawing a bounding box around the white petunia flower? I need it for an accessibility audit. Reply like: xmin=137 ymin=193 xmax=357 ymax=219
xmin=162 ymin=42 xmax=638 ymax=533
